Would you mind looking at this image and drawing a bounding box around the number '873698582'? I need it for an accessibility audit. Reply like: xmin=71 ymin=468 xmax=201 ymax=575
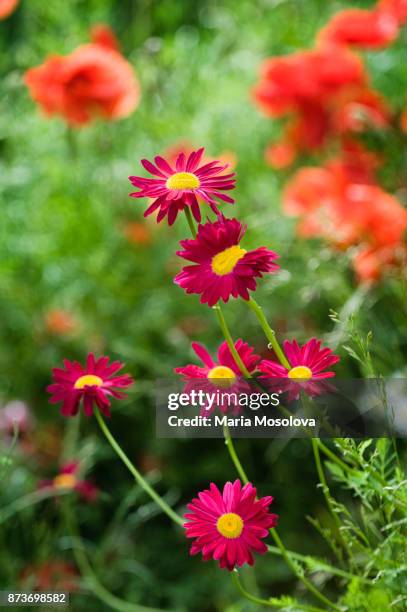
xmin=0 ymin=592 xmax=69 ymax=607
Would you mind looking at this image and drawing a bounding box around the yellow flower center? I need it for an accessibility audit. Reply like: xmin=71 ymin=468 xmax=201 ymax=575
xmin=166 ymin=172 xmax=200 ymax=191
xmin=287 ymin=365 xmax=312 ymax=380
xmin=211 ymin=245 xmax=247 ymax=276
xmin=53 ymin=473 xmax=77 ymax=490
xmin=207 ymin=365 xmax=236 ymax=388
xmin=216 ymin=512 xmax=244 ymax=539
xmin=74 ymin=374 xmax=103 ymax=389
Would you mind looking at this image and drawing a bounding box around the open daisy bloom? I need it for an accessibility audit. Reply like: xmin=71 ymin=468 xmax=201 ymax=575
xmin=175 ymin=217 xmax=279 ymax=306
xmin=47 ymin=353 xmax=134 ymax=417
xmin=184 ymin=480 xmax=278 ymax=570
xmin=128 ymin=148 xmax=235 ymax=225
xmin=175 ymin=340 xmax=259 ymax=414
xmin=258 ymin=338 xmax=339 ymax=401
xmin=40 ymin=462 xmax=98 ymax=502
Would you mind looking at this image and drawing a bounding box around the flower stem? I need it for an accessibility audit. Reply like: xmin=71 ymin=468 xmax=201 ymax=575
xmin=270 ymin=530 xmax=342 ymax=611
xmin=223 ymin=425 xmax=249 ymax=484
xmin=94 ymin=410 xmax=183 ymax=527
xmin=231 ymin=571 xmax=326 ymax=612
xmin=266 ymin=545 xmax=372 ymax=584
xmin=0 ymin=488 xmax=68 ymax=526
xmin=213 ymin=305 xmax=251 ymax=377
xmin=63 ymin=501 xmax=159 ymax=612
xmin=246 ymin=298 xmax=290 ymax=369
xmin=184 ymin=207 xmax=197 ymax=238
xmin=311 ymin=439 xmax=353 ymax=562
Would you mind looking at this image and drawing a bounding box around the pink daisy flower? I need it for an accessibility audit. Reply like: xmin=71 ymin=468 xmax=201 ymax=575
xmin=40 ymin=462 xmax=98 ymax=502
xmin=47 ymin=353 xmax=134 ymax=417
xmin=128 ymin=147 xmax=236 ymax=225
xmin=258 ymin=338 xmax=339 ymax=401
xmin=174 ymin=217 xmax=280 ymax=306
xmin=184 ymin=480 xmax=278 ymax=570
xmin=175 ymin=340 xmax=260 ymax=415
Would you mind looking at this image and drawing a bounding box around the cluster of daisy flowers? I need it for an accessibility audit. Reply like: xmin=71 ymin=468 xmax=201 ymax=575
xmin=45 ymin=146 xmax=340 ymax=572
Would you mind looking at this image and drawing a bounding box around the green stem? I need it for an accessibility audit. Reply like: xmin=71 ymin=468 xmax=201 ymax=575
xmin=0 ymin=422 xmax=19 ymax=481
xmin=213 ymin=305 xmax=251 ymax=377
xmin=312 ymin=439 xmax=352 ymax=562
xmin=247 ymin=298 xmax=290 ymax=369
xmin=231 ymin=571 xmax=326 ymax=612
xmin=94 ymin=410 xmax=183 ymax=527
xmin=223 ymin=425 xmax=249 ymax=484
xmin=270 ymin=530 xmax=342 ymax=611
xmin=67 ymin=127 xmax=78 ymax=160
xmin=0 ymin=488 xmax=68 ymax=526
xmin=266 ymin=545 xmax=372 ymax=584
xmin=184 ymin=207 xmax=197 ymax=237
xmin=63 ymin=502 xmax=160 ymax=612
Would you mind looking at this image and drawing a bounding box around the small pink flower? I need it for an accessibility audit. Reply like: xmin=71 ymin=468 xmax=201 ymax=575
xmin=47 ymin=353 xmax=134 ymax=417
xmin=258 ymin=338 xmax=339 ymax=400
xmin=184 ymin=480 xmax=278 ymax=570
xmin=174 ymin=217 xmax=279 ymax=306
xmin=175 ymin=340 xmax=260 ymax=414
xmin=128 ymin=148 xmax=235 ymax=225
xmin=0 ymin=401 xmax=32 ymax=435
xmin=40 ymin=462 xmax=98 ymax=502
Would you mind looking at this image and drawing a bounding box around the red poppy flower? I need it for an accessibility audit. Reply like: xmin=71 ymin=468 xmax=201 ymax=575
xmin=184 ymin=480 xmax=278 ymax=570
xmin=20 ymin=561 xmax=79 ymax=592
xmin=129 ymin=148 xmax=235 ymax=225
xmin=44 ymin=309 xmax=78 ymax=335
xmin=24 ymin=27 xmax=140 ymax=126
xmin=0 ymin=0 xmax=18 ymax=19
xmin=282 ymin=148 xmax=407 ymax=282
xmin=174 ymin=217 xmax=279 ymax=306
xmin=379 ymin=0 xmax=407 ymax=24
xmin=317 ymin=8 xmax=399 ymax=49
xmin=252 ymin=46 xmax=365 ymax=117
xmin=47 ymin=353 xmax=134 ymax=417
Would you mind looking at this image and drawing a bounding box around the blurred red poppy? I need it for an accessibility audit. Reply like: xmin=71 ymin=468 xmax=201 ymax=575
xmin=24 ymin=26 xmax=140 ymax=126
xmin=317 ymin=8 xmax=399 ymax=49
xmin=379 ymin=0 xmax=407 ymax=24
xmin=0 ymin=0 xmax=18 ymax=19
xmin=44 ymin=309 xmax=78 ymax=335
xmin=20 ymin=561 xmax=79 ymax=591
xmin=283 ymin=148 xmax=407 ymax=282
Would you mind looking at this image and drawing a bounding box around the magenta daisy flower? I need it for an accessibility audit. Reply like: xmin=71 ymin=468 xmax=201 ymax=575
xmin=184 ymin=480 xmax=278 ymax=570
xmin=129 ymin=147 xmax=236 ymax=225
xmin=175 ymin=340 xmax=260 ymax=414
xmin=40 ymin=462 xmax=98 ymax=502
xmin=258 ymin=338 xmax=339 ymax=400
xmin=174 ymin=217 xmax=280 ymax=306
xmin=47 ymin=353 xmax=134 ymax=417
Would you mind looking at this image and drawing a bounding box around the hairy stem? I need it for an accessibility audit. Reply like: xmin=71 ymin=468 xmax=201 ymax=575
xmin=184 ymin=207 xmax=197 ymax=237
xmin=247 ymin=298 xmax=290 ymax=369
xmin=223 ymin=425 xmax=249 ymax=484
xmin=213 ymin=305 xmax=251 ymax=376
